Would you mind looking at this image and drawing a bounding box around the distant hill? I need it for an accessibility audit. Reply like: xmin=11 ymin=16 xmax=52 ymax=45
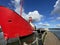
xmin=49 ymin=28 xmax=60 ymax=30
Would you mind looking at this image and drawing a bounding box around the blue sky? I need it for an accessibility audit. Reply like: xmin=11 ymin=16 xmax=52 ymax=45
xmin=24 ymin=0 xmax=56 ymax=14
xmin=0 ymin=0 xmax=60 ymax=28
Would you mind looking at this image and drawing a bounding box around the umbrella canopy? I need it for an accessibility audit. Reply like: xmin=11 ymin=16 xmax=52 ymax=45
xmin=0 ymin=6 xmax=33 ymax=39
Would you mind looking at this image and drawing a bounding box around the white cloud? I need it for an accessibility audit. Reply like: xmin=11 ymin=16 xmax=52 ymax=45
xmin=42 ymin=23 xmax=50 ymax=26
xmin=38 ymin=22 xmax=43 ymax=25
xmin=51 ymin=0 xmax=60 ymax=14
xmin=38 ymin=22 xmax=50 ymax=26
xmin=11 ymin=0 xmax=20 ymax=14
xmin=49 ymin=17 xmax=60 ymax=23
xmin=23 ymin=11 xmax=43 ymax=22
xmin=56 ymin=17 xmax=60 ymax=20
xmin=10 ymin=0 xmax=43 ymax=22
xmin=56 ymin=24 xmax=60 ymax=27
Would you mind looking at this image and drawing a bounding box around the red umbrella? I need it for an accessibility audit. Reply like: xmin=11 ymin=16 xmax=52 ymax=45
xmin=0 ymin=6 xmax=33 ymax=39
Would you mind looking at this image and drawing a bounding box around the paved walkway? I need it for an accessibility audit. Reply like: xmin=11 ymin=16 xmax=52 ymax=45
xmin=44 ymin=31 xmax=60 ymax=45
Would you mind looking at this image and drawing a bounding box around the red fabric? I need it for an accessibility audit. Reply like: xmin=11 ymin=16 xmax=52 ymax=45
xmin=0 ymin=6 xmax=33 ymax=38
